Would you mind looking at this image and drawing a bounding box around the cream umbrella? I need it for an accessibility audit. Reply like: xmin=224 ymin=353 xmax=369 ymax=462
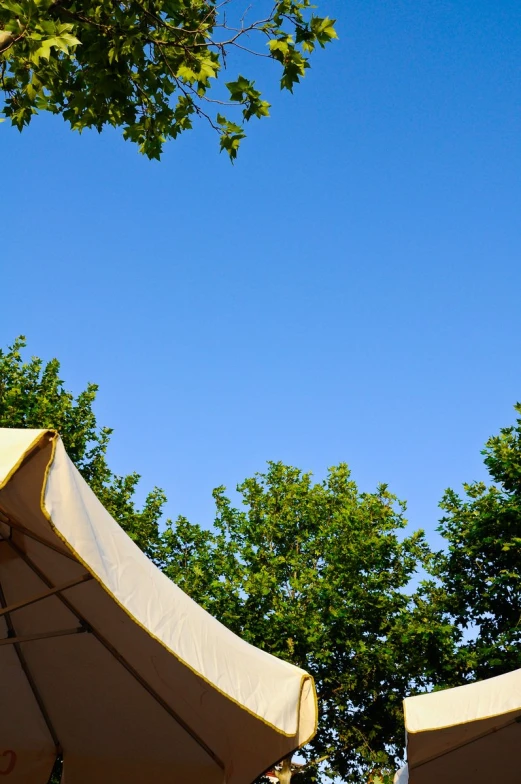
xmin=0 ymin=429 xmax=317 ymax=784
xmin=394 ymin=667 xmax=521 ymax=783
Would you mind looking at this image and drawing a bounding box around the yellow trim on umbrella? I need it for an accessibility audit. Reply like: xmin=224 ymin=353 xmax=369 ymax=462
xmin=0 ymin=429 xmax=318 ymax=746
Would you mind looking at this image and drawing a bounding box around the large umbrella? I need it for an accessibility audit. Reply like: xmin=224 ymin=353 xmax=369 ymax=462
xmin=394 ymin=667 xmax=521 ymax=783
xmin=0 ymin=429 xmax=317 ymax=784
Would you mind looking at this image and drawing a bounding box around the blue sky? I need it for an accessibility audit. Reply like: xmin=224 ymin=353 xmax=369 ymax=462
xmin=2 ymin=0 xmax=521 ymax=545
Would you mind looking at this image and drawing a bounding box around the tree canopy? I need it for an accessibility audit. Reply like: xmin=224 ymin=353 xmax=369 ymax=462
xmin=0 ymin=0 xmax=336 ymax=158
xmin=1 ymin=337 xmax=452 ymax=784
xmin=432 ymin=403 xmax=521 ymax=682
xmin=158 ymin=463 xmax=445 ymax=783
xmin=13 ymin=337 xmax=521 ymax=784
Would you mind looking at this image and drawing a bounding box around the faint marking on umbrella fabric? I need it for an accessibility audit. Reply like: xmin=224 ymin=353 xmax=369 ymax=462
xmin=150 ymin=655 xmax=210 ymax=710
xmin=0 ymin=751 xmax=16 ymax=775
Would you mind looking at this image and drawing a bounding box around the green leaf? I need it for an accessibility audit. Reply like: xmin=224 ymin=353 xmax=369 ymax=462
xmin=0 ymin=0 xmax=337 ymax=158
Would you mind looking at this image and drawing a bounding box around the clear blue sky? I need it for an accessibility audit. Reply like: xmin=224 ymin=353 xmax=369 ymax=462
xmin=2 ymin=0 xmax=520 ymax=545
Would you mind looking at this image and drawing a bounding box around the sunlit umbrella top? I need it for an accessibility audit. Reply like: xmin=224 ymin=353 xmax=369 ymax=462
xmin=395 ymin=667 xmax=521 ymax=783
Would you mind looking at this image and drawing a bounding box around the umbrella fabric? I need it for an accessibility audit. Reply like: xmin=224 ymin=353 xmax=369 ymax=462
xmin=0 ymin=429 xmax=317 ymax=784
xmin=396 ymin=667 xmax=521 ymax=783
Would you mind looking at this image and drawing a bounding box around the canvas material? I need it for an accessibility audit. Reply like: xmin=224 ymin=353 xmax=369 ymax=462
xmin=398 ymin=667 xmax=521 ymax=783
xmin=0 ymin=429 xmax=317 ymax=784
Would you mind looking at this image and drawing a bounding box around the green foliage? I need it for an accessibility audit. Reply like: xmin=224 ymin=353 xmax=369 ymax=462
xmin=0 ymin=336 xmax=456 ymax=783
xmin=158 ymin=462 xmax=440 ymax=782
xmin=0 ymin=336 xmax=166 ymax=558
xmin=432 ymin=403 xmax=521 ymax=681
xmin=0 ymin=0 xmax=337 ymax=158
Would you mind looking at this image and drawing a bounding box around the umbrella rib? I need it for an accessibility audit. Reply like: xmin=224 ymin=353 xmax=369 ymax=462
xmin=0 ymin=572 xmax=93 ymax=618
xmin=5 ymin=537 xmax=226 ymax=773
xmin=0 ymin=575 xmax=62 ymax=754
xmin=410 ymin=714 xmax=521 ymax=770
xmin=0 ymin=507 xmax=78 ymax=562
xmin=0 ymin=626 xmax=87 ymax=645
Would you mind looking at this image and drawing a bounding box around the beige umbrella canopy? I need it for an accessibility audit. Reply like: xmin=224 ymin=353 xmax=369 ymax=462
xmin=0 ymin=429 xmax=317 ymax=784
xmin=394 ymin=667 xmax=521 ymax=783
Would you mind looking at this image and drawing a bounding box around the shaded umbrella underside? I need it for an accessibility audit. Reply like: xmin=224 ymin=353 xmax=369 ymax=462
xmin=403 ymin=664 xmax=521 ymax=784
xmin=407 ymin=717 xmax=521 ymax=783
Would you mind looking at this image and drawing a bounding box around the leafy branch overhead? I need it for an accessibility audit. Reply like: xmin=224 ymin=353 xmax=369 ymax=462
xmin=0 ymin=0 xmax=337 ymax=159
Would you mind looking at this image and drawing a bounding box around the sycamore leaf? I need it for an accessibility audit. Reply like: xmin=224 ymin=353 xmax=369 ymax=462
xmin=0 ymin=0 xmax=336 ymax=159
